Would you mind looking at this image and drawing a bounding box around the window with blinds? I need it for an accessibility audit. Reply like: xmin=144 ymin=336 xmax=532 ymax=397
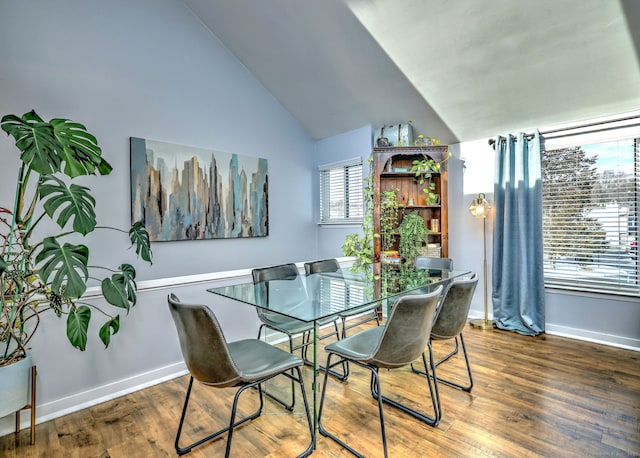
xmin=319 ymin=158 xmax=364 ymax=224
xmin=542 ymin=136 xmax=639 ymax=296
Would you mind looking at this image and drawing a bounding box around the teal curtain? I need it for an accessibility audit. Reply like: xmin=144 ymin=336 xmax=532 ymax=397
xmin=492 ymin=131 xmax=545 ymax=336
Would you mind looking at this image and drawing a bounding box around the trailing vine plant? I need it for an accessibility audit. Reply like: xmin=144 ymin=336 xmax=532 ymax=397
xmin=398 ymin=211 xmax=430 ymax=265
xmin=342 ymin=155 xmax=374 ymax=272
xmin=379 ymin=188 xmax=399 ymax=254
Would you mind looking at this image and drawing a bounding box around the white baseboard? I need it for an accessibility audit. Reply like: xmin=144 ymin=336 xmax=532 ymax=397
xmin=467 ymin=312 xmax=640 ymax=351
xmin=1 ymin=361 xmax=188 ymax=437
xmin=545 ymin=324 xmax=640 ymax=351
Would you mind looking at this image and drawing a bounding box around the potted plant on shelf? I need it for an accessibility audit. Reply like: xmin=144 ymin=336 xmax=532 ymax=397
xmin=410 ymin=145 xmax=451 ymax=205
xmin=0 ymin=110 xmax=152 ymax=421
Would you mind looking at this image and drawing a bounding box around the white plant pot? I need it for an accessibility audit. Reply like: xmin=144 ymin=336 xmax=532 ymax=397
xmin=0 ymin=354 xmax=33 ymax=418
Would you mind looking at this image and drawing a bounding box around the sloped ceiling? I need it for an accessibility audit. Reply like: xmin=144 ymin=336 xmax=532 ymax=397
xmin=184 ymin=0 xmax=640 ymax=144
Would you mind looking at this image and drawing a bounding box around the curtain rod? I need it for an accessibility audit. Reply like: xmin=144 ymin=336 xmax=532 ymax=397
xmin=488 ymin=114 xmax=640 ymax=148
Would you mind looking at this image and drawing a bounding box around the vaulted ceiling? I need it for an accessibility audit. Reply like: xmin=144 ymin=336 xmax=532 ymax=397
xmin=183 ymin=0 xmax=640 ymax=144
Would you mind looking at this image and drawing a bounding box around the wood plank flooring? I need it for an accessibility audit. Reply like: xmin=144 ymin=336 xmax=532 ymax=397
xmin=1 ymin=324 xmax=639 ymax=457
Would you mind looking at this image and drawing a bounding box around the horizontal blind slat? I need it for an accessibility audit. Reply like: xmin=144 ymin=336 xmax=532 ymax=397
xmin=542 ymin=136 xmax=639 ymax=297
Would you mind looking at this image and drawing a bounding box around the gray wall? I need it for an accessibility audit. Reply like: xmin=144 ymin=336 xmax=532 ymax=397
xmin=314 ymin=125 xmax=372 ymax=258
xmin=0 ymin=0 xmax=317 ymax=281
xmin=0 ymin=0 xmax=315 ymax=435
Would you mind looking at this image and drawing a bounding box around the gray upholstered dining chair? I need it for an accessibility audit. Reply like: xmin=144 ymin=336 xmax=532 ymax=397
xmin=414 ymin=256 xmax=454 ymax=271
xmin=411 ymin=274 xmax=479 ymax=392
xmin=167 ymin=294 xmax=313 ymax=457
xmin=304 ymin=258 xmax=380 ymax=338
xmin=317 ymin=286 xmax=443 ymax=458
xmin=252 ymin=263 xmax=343 ymax=408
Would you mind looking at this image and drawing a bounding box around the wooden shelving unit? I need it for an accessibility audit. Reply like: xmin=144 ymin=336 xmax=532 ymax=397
xmin=372 ymin=146 xmax=449 ymax=265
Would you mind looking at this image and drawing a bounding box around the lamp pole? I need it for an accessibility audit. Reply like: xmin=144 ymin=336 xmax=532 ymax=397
xmin=469 ymin=193 xmax=495 ymax=330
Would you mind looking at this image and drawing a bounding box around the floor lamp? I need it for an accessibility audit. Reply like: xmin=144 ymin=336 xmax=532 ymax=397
xmin=468 ymin=193 xmax=495 ymax=329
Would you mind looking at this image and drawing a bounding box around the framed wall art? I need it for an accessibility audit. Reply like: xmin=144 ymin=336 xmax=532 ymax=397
xmin=130 ymin=137 xmax=268 ymax=241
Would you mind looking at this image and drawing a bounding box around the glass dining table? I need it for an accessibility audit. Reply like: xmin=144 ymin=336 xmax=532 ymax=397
xmin=207 ymin=263 xmax=470 ymax=455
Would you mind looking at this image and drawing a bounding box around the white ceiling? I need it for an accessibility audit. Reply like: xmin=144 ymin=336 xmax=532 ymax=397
xmin=183 ymin=0 xmax=640 ymax=144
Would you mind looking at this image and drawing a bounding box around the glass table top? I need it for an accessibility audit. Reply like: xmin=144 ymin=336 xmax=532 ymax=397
xmin=208 ymin=265 xmax=471 ymax=323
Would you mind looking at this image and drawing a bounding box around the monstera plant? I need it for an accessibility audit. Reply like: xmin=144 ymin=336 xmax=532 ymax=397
xmin=0 ymin=110 xmax=152 ymax=368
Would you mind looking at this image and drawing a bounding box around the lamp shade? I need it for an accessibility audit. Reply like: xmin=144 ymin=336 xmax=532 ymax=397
xmin=469 ymin=193 xmax=490 ymax=218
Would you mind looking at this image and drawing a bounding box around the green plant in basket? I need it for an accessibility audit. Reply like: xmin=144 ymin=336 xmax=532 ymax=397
xmin=0 ymin=110 xmax=152 ymax=367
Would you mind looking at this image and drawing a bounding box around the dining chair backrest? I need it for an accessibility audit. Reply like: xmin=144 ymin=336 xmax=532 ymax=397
xmin=414 ymin=256 xmax=453 ymax=271
xmin=369 ymin=285 xmax=442 ymax=368
xmin=431 ymin=274 xmax=478 ymax=340
xmin=167 ymin=293 xmax=240 ymax=388
xmin=252 ymin=263 xmax=299 ymax=283
xmin=304 ymin=258 xmax=340 ymax=275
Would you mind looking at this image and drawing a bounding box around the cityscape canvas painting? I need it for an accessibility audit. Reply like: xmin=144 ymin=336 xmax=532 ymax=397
xmin=130 ymin=137 xmax=268 ymax=241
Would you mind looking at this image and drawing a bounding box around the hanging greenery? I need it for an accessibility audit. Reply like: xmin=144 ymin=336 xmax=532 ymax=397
xmin=398 ymin=211 xmax=429 ymax=265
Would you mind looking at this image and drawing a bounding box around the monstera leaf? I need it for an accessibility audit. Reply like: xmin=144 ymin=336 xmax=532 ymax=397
xmin=1 ymin=111 xmax=61 ymax=175
xmin=101 ymin=264 xmax=137 ymax=310
xmin=99 ymin=316 xmax=120 ymax=348
xmin=67 ymin=305 xmax=91 ymax=351
xmin=1 ymin=110 xmax=154 ymax=361
xmin=0 ymin=111 xmax=112 ymax=178
xmin=35 ymin=237 xmax=89 ymax=298
xmin=129 ymin=221 xmax=152 ymax=263
xmin=39 ymin=175 xmax=97 ymax=235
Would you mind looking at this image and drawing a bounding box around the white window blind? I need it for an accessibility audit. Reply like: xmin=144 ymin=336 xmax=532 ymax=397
xmin=319 ymin=158 xmax=363 ymax=224
xmin=317 ymin=276 xmax=366 ymax=315
xmin=542 ymin=132 xmax=639 ymax=297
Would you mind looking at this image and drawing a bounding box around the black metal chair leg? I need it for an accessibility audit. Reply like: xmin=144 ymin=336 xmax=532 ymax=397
xmin=301 ymin=324 xmax=349 ymax=381
xmin=318 ymin=354 xmax=366 ymax=458
xmin=371 ymin=348 xmax=441 ymax=426
xmin=293 ymin=365 xmax=315 ymax=458
xmin=372 ymin=367 xmax=390 ymax=458
xmin=411 ymin=335 xmax=473 ymax=392
xmin=256 ymin=327 xmax=296 ymax=411
xmin=175 ymin=376 xmax=263 ymax=456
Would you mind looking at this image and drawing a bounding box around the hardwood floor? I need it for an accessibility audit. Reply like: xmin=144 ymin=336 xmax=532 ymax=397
xmin=1 ymin=324 xmax=639 ymax=457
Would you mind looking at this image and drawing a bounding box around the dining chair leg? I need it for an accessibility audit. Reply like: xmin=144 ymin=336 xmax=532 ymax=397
xmin=174 ymin=376 xmax=263 ymax=456
xmin=371 ymin=367 xmax=390 ymax=458
xmin=319 ymin=355 xmax=398 ymax=457
xmin=255 ymin=327 xmax=296 ymax=411
xmin=293 ymin=365 xmax=315 ymax=458
xmin=301 ymin=325 xmax=349 ymax=381
xmin=318 ymin=354 xmax=366 ymax=458
xmin=411 ymin=335 xmax=473 ymax=392
xmin=228 ymin=369 xmax=314 ymax=458
xmin=371 ymin=345 xmax=441 ymax=426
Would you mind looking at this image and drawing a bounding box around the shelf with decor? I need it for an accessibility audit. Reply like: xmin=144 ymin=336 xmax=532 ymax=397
xmin=372 ymin=146 xmax=449 ymax=268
